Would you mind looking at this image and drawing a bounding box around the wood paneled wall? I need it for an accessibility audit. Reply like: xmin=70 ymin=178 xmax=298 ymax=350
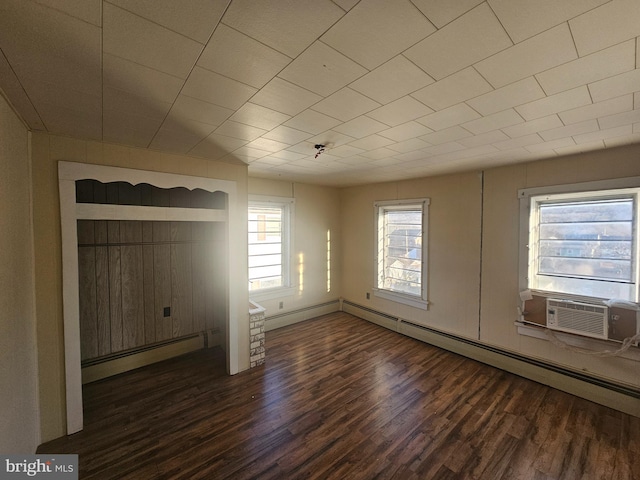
xmin=78 ymin=220 xmax=226 ymax=362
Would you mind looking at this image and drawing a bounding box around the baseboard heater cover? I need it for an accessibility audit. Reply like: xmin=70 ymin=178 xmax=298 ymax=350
xmin=265 ymin=299 xmax=340 ymax=331
xmin=342 ymin=300 xmax=640 ymax=410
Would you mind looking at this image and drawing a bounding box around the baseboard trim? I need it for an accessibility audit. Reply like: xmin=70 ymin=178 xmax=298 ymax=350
xmin=342 ymin=299 xmax=640 ymax=417
xmin=265 ymin=300 xmax=340 ymax=331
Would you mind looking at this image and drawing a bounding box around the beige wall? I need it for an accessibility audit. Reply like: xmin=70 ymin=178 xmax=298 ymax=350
xmin=31 ymin=133 xmax=248 ymax=442
xmin=0 ymin=94 xmax=39 ymax=452
xmin=248 ymin=177 xmax=342 ymax=321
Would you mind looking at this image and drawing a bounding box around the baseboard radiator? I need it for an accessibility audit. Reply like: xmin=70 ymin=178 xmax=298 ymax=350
xmin=341 ymin=299 xmax=640 ymax=417
xmin=265 ymin=299 xmax=340 ymax=331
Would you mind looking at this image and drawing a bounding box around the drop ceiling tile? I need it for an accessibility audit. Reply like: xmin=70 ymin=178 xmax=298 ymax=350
xmin=312 ymin=88 xmax=380 ymax=122
xmin=405 ymin=3 xmax=512 ymax=80
xmin=462 ymin=109 xmax=523 ymax=134
xmin=36 ymin=102 xmax=102 ymax=140
xmin=536 ymin=41 xmax=635 ymax=96
xmin=367 ymin=96 xmax=434 ymax=127
xmin=379 ymin=122 xmax=433 ymax=142
xmin=588 ymin=69 xmax=640 ymax=103
xmin=158 ymin=117 xmax=217 ymax=138
xmin=325 ymin=144 xmax=365 ymax=158
xmin=232 ymin=145 xmax=271 ymax=159
xmin=198 ymin=24 xmax=291 ymax=88
xmin=526 ymin=137 xmax=574 ymax=152
xmin=358 ymin=147 xmax=399 ymax=160
xmin=420 ymin=126 xmax=472 ymax=145
xmin=501 ymin=115 xmax=563 ymax=138
xmin=230 ymin=103 xmax=291 ymax=131
xmin=515 ymin=86 xmax=591 ymax=121
xmin=182 ymin=67 xmax=257 ymax=110
xmin=33 ymin=0 xmax=101 ymax=26
xmin=554 ymin=140 xmax=605 ymax=157
xmin=103 ymin=3 xmax=202 ymax=79
xmin=493 ymin=133 xmax=544 ymax=150
xmin=417 ymin=103 xmax=480 ymax=131
xmin=467 ymin=77 xmax=545 ymax=116
xmin=458 ymin=130 xmax=510 ymax=147
xmin=189 ymin=133 xmax=247 ymax=159
xmin=246 ymin=137 xmax=291 ymax=153
xmin=350 ymin=55 xmax=434 ymax=105
xmin=149 ymin=127 xmax=209 ymax=155
xmin=309 ymin=131 xmax=357 ymax=148
xmin=559 ymin=95 xmax=633 ymax=125
xmin=284 ymin=109 xmax=342 ymax=134
xmin=23 ymin=79 xmax=101 ymax=118
xmin=0 ymin=50 xmax=44 ymax=130
xmin=333 ymin=116 xmax=388 ymax=138
xmin=252 ymin=156 xmax=290 ymax=166
xmin=488 ymin=0 xmax=608 ymax=43
xmin=214 ymin=120 xmax=267 ymax=141
xmin=387 ymin=138 xmax=431 ymax=153
xmin=279 ymin=41 xmax=368 ymax=97
xmin=569 ymin=0 xmax=640 ymax=56
xmin=411 ymin=0 xmax=483 ymax=28
xmin=269 ymin=149 xmax=307 ymax=161
xmin=475 ymin=24 xmax=577 ymax=89
xmin=321 ymin=0 xmax=435 ymax=70
xmin=573 ymin=125 xmax=633 ymax=144
xmin=103 ymin=109 xmax=162 ymax=148
xmin=103 ymin=85 xmax=172 ymax=121
xmin=539 ymin=119 xmax=600 ymax=142
xmin=107 ymin=0 xmax=226 ymax=43
xmin=103 ymin=54 xmax=183 ymax=104
xmin=410 ymin=67 xmax=493 ymax=111
xmin=222 ymin=0 xmax=345 ymax=58
xmin=346 ymin=134 xmax=393 ymax=151
xmin=168 ymin=95 xmax=234 ymax=127
xmin=263 ymin=125 xmax=312 ymax=144
xmin=251 ymin=77 xmax=322 ymax=117
xmin=598 ymin=109 xmax=640 ymax=130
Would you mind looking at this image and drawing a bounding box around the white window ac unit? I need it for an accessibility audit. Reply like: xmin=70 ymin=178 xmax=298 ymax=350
xmin=546 ymin=298 xmax=608 ymax=340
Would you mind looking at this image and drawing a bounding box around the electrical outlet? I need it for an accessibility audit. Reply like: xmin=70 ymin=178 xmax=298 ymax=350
xmin=279 ymin=301 xmax=284 ymax=309
xmin=366 ymin=292 xmax=370 ymax=299
xmin=163 ymin=306 xmax=171 ymax=317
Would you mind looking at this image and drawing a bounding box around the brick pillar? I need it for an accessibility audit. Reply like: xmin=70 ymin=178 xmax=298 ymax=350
xmin=249 ymin=305 xmax=266 ymax=368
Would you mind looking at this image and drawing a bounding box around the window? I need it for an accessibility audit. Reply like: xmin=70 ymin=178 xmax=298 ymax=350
xmin=521 ymin=182 xmax=640 ymax=302
xmin=374 ymin=199 xmax=429 ymax=309
xmin=248 ymin=196 xmax=294 ymax=296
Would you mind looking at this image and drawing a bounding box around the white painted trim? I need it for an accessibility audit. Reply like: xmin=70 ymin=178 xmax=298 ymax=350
xmin=76 ymin=204 xmax=226 ymax=222
xmin=58 ymin=161 xmax=240 ymax=435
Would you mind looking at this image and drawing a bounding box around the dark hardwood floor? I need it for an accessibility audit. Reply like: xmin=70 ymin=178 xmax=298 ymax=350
xmin=38 ymin=312 xmax=640 ymax=479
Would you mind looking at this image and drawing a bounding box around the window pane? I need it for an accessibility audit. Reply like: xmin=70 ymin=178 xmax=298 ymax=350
xmin=248 ymin=203 xmax=286 ymax=291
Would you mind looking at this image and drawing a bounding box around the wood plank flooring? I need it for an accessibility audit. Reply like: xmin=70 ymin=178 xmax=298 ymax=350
xmin=38 ymin=312 xmax=640 ymax=479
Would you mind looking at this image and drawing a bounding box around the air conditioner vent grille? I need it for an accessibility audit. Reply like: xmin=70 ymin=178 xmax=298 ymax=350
xmin=546 ymin=299 xmax=608 ymax=339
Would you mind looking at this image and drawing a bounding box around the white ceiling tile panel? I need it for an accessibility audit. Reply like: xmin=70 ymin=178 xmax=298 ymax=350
xmin=410 ymin=67 xmax=493 ymax=111
xmin=168 ymin=94 xmax=234 ymax=126
xmin=488 ymin=0 xmax=608 ymax=43
xmin=332 ymin=115 xmax=389 ymax=138
xmin=103 ymin=109 xmax=162 ymax=147
xmin=411 ymin=0 xmax=484 ymax=29
xmin=558 ymin=95 xmax=633 ymax=125
xmin=263 ymin=126 xmax=312 ymax=144
xmin=405 ymin=3 xmax=512 ymax=80
xmin=417 ymin=103 xmax=481 ymax=131
xmin=515 ymin=86 xmax=591 ymax=121
xmin=232 ymin=145 xmax=271 ymax=159
xmin=321 ymin=0 xmax=436 ymax=70
xmin=386 ymin=138 xmax=432 ymax=153
xmin=268 ymin=150 xmax=307 ymax=161
xmin=538 ymin=119 xmax=600 ymax=142
xmin=35 ymin=100 xmax=102 ymax=140
xmin=230 ymin=103 xmax=291 ymax=131
xmin=462 ymin=109 xmax=523 ymax=135
xmin=358 ymin=147 xmax=399 ymax=160
xmin=279 ymin=42 xmax=368 ymax=97
xmin=466 ymin=77 xmax=545 ymax=116
xmin=573 ymin=125 xmax=633 ymax=144
xmin=325 ymin=144 xmax=365 ymax=158
xmin=598 ymin=109 xmax=640 ymax=131
xmin=569 ymin=0 xmax=640 ymax=56
xmin=198 ymin=24 xmax=291 ymax=88
xmin=103 ymin=86 xmax=172 ymax=121
xmin=379 ymin=121 xmax=433 ymax=142
xmin=0 ymin=50 xmax=44 ymax=130
xmin=333 ymin=0 xmax=360 ymax=13
xmin=606 ymin=132 xmax=640 ymax=148
xmin=189 ymin=134 xmax=247 ymax=160
xmin=250 ymin=77 xmax=322 ymax=116
xmin=107 ymin=0 xmax=227 ymax=44
xmin=367 ymin=96 xmax=434 ymax=127
xmin=222 ymin=0 xmax=345 ymax=58
xmin=214 ymin=120 xmax=267 ymax=141
xmin=246 ymin=137 xmax=291 ymax=153
xmin=475 ymin=24 xmax=577 ymax=89
xmin=160 ymin=116 xmax=218 ymax=138
xmin=103 ymin=54 xmax=183 ymax=104
xmin=588 ymin=69 xmax=640 ymax=103
xmin=181 ymin=67 xmax=257 ymax=110
xmin=348 ymin=134 xmax=394 ymax=151
xmin=526 ymin=137 xmax=574 ymax=153
xmin=284 ymin=109 xmax=342 ymax=134
xmin=457 ymin=130 xmax=509 ymax=147
xmin=554 ymin=140 xmax=605 ymax=157
xmin=33 ymin=0 xmax=102 ymax=26
xmin=536 ymin=41 xmax=635 ymax=96
xmin=251 ymin=156 xmax=289 ymax=166
xmin=420 ymin=126 xmax=472 ymax=145
xmin=309 ymin=131 xmax=356 ymax=148
xmin=149 ymin=126 xmax=211 ymax=155
xmin=103 ymin=3 xmax=202 ymax=79
xmin=501 ymin=115 xmax=563 ymax=138
xmin=493 ymin=133 xmax=544 ymax=151
xmin=350 ymin=55 xmax=434 ymax=105
xmin=311 ymin=88 xmax=380 ymax=122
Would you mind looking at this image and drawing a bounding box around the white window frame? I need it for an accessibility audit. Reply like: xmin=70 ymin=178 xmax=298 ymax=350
xmin=248 ymin=195 xmax=295 ymax=301
xmin=519 ymin=176 xmax=640 ymax=303
xmin=373 ymin=198 xmax=429 ymax=310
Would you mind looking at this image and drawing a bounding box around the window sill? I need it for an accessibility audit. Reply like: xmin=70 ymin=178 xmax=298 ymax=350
xmin=373 ymin=288 xmax=428 ymax=310
xmin=249 ymin=286 xmax=297 ymax=302
xmin=515 ymin=321 xmax=640 ymax=362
